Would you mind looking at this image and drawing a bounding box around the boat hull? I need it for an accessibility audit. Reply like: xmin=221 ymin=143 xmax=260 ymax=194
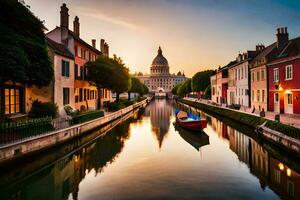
xmin=176 ymin=118 xmax=207 ymax=132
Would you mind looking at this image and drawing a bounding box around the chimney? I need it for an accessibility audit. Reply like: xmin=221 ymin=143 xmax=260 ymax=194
xmin=92 ymin=39 xmax=96 ymax=48
xmin=104 ymin=42 xmax=109 ymax=57
xmin=100 ymin=39 xmax=105 ymax=53
xmin=60 ymin=3 xmax=69 ymax=29
xmin=256 ymin=44 xmax=265 ymax=52
xmin=276 ymin=27 xmax=289 ymax=50
xmin=73 ymin=16 xmax=80 ymax=37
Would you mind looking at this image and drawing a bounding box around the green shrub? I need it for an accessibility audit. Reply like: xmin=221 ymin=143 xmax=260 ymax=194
xmin=72 ymin=110 xmax=104 ymax=124
xmin=29 ymin=100 xmax=58 ymax=118
xmin=265 ymin=121 xmax=300 ymax=139
xmin=178 ymin=99 xmax=266 ymax=128
xmin=108 ymin=101 xmax=126 ymax=111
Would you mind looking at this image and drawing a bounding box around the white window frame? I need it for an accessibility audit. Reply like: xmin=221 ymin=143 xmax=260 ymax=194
xmin=285 ymin=65 xmax=293 ymax=80
xmin=274 ymin=68 xmax=279 ymax=82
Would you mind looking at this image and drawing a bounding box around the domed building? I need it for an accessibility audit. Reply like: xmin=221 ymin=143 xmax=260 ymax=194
xmin=136 ymin=46 xmax=187 ymax=96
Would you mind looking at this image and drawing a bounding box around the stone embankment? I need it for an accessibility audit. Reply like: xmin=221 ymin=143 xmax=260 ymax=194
xmin=0 ymin=98 xmax=151 ymax=163
xmin=178 ymin=98 xmax=300 ymax=156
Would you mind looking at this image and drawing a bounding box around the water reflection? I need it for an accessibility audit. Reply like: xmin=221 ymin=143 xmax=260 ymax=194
xmin=1 ymin=100 xmax=300 ymax=200
xmin=173 ymin=123 xmax=209 ymax=151
xmin=146 ymin=99 xmax=172 ymax=148
xmin=206 ymin=110 xmax=300 ymax=199
xmin=0 ymin=118 xmax=132 ymax=200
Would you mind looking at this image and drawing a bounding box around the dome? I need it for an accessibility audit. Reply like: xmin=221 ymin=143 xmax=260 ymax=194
xmin=152 ymin=46 xmax=169 ymax=66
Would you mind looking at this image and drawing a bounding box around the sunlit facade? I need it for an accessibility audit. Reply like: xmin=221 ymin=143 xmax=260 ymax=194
xmin=136 ymin=47 xmax=187 ymax=95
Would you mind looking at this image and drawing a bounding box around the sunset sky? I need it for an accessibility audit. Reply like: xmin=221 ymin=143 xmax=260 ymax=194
xmin=26 ymin=0 xmax=300 ymax=77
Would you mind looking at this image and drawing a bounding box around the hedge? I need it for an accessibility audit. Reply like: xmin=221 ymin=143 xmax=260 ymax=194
xmin=72 ymin=110 xmax=104 ymax=124
xmin=265 ymin=121 xmax=300 ymax=140
xmin=178 ymin=99 xmax=266 ymax=128
xmin=179 ymin=99 xmax=300 ymax=140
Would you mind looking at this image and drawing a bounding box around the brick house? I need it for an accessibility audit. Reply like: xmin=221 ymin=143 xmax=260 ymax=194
xmin=268 ymin=35 xmax=300 ymax=114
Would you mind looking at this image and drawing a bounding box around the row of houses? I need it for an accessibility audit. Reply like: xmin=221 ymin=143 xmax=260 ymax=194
xmin=211 ymin=27 xmax=300 ymax=115
xmin=1 ymin=3 xmax=111 ymax=119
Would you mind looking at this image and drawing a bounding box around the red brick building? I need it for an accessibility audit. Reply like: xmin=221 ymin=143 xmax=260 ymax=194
xmin=268 ymin=31 xmax=300 ymax=114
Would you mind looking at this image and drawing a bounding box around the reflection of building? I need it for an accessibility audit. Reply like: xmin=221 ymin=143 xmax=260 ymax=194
xmin=209 ymin=115 xmax=300 ymax=199
xmin=3 ymin=121 xmax=131 ymax=199
xmin=136 ymin=47 xmax=187 ymax=96
xmin=147 ymin=99 xmax=172 ymax=147
xmin=250 ymin=139 xmax=269 ymax=189
xmin=211 ymin=117 xmax=228 ymax=140
xmin=269 ymin=158 xmax=300 ymax=199
xmin=228 ymin=127 xmax=250 ymax=165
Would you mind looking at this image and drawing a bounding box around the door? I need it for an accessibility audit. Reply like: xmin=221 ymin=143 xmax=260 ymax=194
xmin=285 ymin=93 xmax=293 ymax=114
xmin=274 ymin=93 xmax=279 ymax=113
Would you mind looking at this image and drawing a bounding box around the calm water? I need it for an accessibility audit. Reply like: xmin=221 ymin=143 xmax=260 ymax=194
xmin=1 ymin=99 xmax=300 ymax=200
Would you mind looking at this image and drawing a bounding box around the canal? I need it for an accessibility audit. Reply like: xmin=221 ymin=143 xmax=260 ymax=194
xmin=0 ymin=99 xmax=299 ymax=200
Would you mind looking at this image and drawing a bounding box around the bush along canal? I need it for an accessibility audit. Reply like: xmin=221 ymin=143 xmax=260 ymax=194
xmin=0 ymin=99 xmax=299 ymax=200
xmin=0 ymin=98 xmax=150 ymax=163
xmin=178 ymin=98 xmax=300 ymax=156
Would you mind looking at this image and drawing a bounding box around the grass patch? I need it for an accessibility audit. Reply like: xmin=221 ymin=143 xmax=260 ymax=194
xmin=178 ymin=99 xmax=266 ymax=128
xmin=265 ymin=121 xmax=300 ymax=140
xmin=72 ymin=110 xmax=104 ymax=124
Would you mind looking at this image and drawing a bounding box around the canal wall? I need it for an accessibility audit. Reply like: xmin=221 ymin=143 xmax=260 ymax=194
xmin=0 ymin=98 xmax=150 ymax=163
xmin=178 ymin=98 xmax=300 ymax=156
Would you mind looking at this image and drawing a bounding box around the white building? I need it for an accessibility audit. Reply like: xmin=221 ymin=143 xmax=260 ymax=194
xmin=227 ymin=51 xmax=258 ymax=107
xmin=136 ymin=47 xmax=187 ymax=96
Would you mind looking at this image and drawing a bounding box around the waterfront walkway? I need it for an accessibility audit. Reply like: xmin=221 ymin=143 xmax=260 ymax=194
xmin=185 ymin=97 xmax=300 ymax=129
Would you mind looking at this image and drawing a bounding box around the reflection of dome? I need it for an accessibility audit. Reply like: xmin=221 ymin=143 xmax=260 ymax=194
xmin=152 ymin=46 xmax=169 ymax=66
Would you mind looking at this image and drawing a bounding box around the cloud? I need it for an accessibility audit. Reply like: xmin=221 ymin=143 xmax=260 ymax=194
xmin=74 ymin=7 xmax=141 ymax=30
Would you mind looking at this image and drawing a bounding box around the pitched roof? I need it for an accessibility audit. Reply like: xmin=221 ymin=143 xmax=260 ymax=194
xmin=251 ymin=42 xmax=277 ymax=62
xmin=277 ymin=36 xmax=300 ymax=58
xmin=46 ymin=27 xmax=102 ymax=55
xmin=68 ymin=30 xmax=102 ymax=55
xmin=46 ymin=37 xmax=74 ymax=59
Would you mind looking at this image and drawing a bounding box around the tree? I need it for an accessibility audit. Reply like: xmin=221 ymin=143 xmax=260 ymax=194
xmin=172 ymin=83 xmax=182 ymax=95
xmin=128 ymin=77 xmax=143 ymax=99
xmin=85 ymin=57 xmax=114 ymax=109
xmin=142 ymin=84 xmax=149 ymax=96
xmin=177 ymin=79 xmax=191 ymax=97
xmin=111 ymin=56 xmax=131 ymax=101
xmin=191 ymin=70 xmax=215 ymax=92
xmin=0 ymin=0 xmax=53 ymax=86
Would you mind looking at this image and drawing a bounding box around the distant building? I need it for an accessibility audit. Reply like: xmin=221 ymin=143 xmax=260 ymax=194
xmin=136 ymin=47 xmax=187 ymax=96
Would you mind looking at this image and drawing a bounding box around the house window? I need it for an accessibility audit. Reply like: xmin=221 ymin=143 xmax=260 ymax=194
xmin=257 ymin=71 xmax=260 ymax=81
xmin=79 ymin=88 xmax=83 ymax=102
xmin=285 ymin=65 xmax=293 ymax=80
xmin=274 ymin=169 xmax=281 ymax=184
xmin=84 ymin=89 xmax=87 ymax=101
xmin=287 ymin=93 xmax=293 ymax=105
xmin=262 ymin=90 xmax=265 ymax=103
xmin=78 ymin=46 xmax=82 ymax=58
xmin=241 ymin=68 xmax=244 ymax=79
xmin=252 ymin=90 xmax=254 ymax=101
xmin=257 ymin=90 xmax=260 ymax=102
xmin=75 ymin=64 xmax=78 ymax=79
xmin=287 ymin=180 xmax=294 ymax=197
xmin=4 ymin=88 xmax=21 ymax=115
xmin=251 ymin=73 xmax=254 ymax=82
xmin=63 ymin=88 xmax=70 ymax=105
xmin=61 ymin=60 xmax=70 ymax=77
xmin=274 ymin=68 xmax=279 ymax=82
xmin=80 ymin=66 xmax=84 ymax=80
xmin=261 ymin=69 xmax=265 ymax=80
